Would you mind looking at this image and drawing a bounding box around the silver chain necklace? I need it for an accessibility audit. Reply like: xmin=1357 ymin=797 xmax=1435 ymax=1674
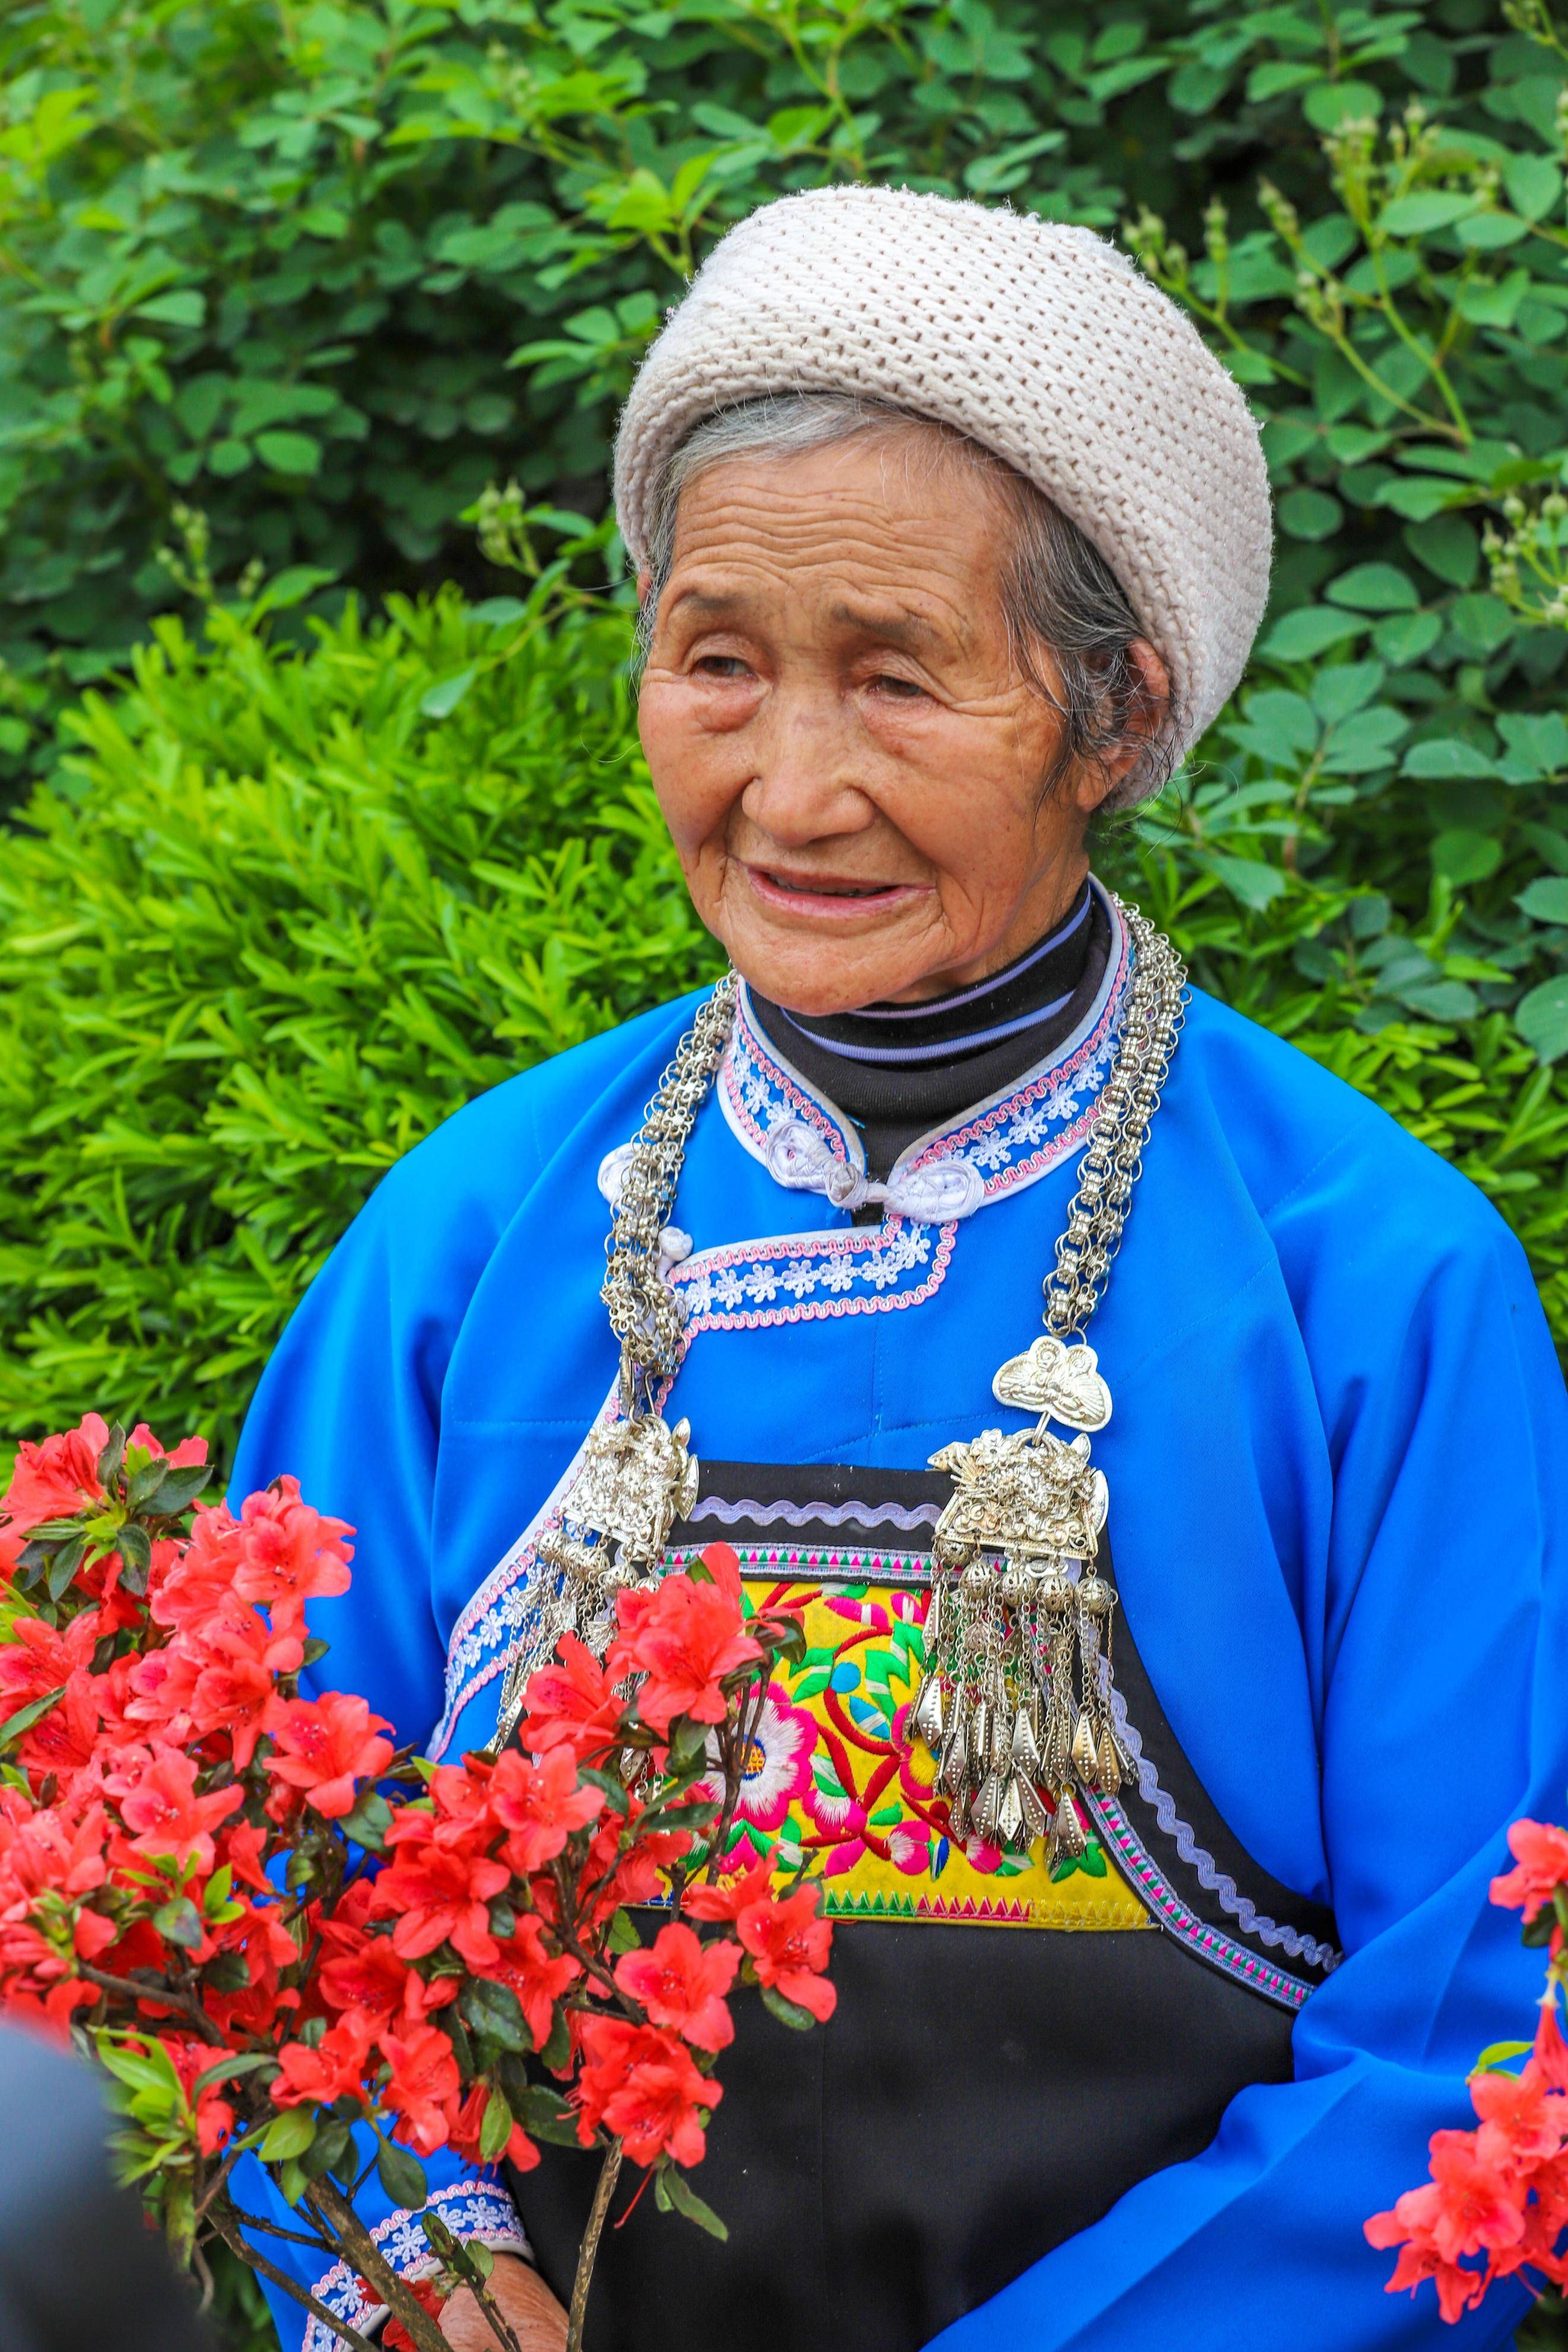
xmin=500 ymin=898 xmax=1187 ymax=1865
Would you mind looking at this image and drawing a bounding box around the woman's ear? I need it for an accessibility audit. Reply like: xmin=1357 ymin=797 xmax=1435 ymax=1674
xmin=1074 ymin=637 xmax=1171 ymax=811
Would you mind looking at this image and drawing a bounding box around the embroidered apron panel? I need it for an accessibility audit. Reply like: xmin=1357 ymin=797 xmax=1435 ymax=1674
xmin=663 ymin=1552 xmax=1152 ymax=1932
xmin=507 ymin=1460 xmax=1343 ymax=2352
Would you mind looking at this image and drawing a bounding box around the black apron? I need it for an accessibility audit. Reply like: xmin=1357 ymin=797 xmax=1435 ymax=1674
xmin=508 ymin=1462 xmax=1340 ymax=2351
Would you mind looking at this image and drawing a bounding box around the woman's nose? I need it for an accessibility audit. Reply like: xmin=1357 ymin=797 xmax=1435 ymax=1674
xmin=739 ymin=679 xmax=873 ymax=845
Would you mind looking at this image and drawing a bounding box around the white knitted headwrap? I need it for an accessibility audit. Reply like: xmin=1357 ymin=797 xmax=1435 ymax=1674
xmin=614 ymin=186 xmax=1273 ymax=794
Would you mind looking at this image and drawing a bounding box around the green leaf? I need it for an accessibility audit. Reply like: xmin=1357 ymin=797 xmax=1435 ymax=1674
xmin=1277 ymin=488 xmax=1342 ymax=542
xmin=250 ymin=566 xmax=336 ymax=620
xmin=761 ymin=1985 xmax=819 ymax=2032
xmin=0 ymin=1687 xmax=65 ymax=1750
xmin=459 ymin=1976 xmax=532 ymax=2053
xmin=1205 ymin=856 xmax=1287 ymax=912
xmin=1456 ymin=211 xmax=1530 ymax=250
xmin=375 ymin=2132 xmax=429 ymax=2210
xmin=1432 ymin=830 xmax=1502 ymax=886
xmin=1475 ymin=2039 xmax=1534 ymax=2072
xmin=479 ymin=2086 xmax=516 ymax=2161
xmin=150 ymin=1463 xmax=210 ymax=1515
xmin=259 ymin=2108 xmax=317 ymax=2162
xmin=135 ymin=289 xmax=205 ymax=328
xmin=1326 ymin=564 xmax=1418 ymax=614
xmin=1499 ymin=713 xmax=1568 ymax=783
xmin=1404 ymin=516 xmax=1480 ymax=589
xmin=1518 ymin=878 xmax=1568 ymax=925
xmin=606 ymin=1906 xmax=641 ymax=1955
xmin=151 ymin=1896 xmax=204 ymax=1950
xmin=1379 ymin=191 xmax=1479 ymax=237
xmin=339 ymin=1788 xmax=392 ymax=1851
xmin=1259 ymin=609 xmax=1367 ymax=661
xmin=1505 ymin=154 xmax=1562 ymax=223
xmin=254 ymin=430 xmax=322 ymax=476
xmin=1372 ymin=611 xmax=1443 ymax=663
xmin=1402 ymin=739 xmax=1500 ymax=781
xmin=661 ymin=2165 xmax=730 ymax=2239
xmin=419 ymin=668 xmax=478 ymax=720
xmin=1376 ymin=478 xmax=1468 ymax=523
xmin=516 ymin=2085 xmax=581 ymax=2145
xmin=1304 ymin=80 xmax=1381 ymax=131
xmin=1517 ymin=976 xmax=1568 ymax=1064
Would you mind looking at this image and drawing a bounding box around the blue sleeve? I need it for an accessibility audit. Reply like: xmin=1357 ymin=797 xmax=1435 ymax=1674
xmin=935 ymin=1209 xmax=1567 ymax=2350
xmin=226 ymin=1115 xmax=535 ymax=2348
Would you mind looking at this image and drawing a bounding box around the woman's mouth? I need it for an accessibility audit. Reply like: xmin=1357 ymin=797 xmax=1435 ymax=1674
xmin=742 ymin=864 xmax=926 ymax=920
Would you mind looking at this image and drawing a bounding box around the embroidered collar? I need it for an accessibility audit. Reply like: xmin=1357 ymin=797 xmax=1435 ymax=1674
xmin=718 ymin=882 xmax=1131 ymax=1220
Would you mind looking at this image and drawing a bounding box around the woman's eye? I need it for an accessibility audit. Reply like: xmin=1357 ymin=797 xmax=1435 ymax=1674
xmin=869 ymin=673 xmax=927 ymax=700
xmin=692 ymin=654 xmax=752 ymax=679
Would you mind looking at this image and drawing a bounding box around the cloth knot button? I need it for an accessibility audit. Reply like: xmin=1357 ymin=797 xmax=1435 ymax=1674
xmin=763 ymin=1118 xmax=984 ymax=1223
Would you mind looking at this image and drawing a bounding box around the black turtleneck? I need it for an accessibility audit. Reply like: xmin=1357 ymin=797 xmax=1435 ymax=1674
xmin=749 ymin=879 xmax=1109 ymax=1194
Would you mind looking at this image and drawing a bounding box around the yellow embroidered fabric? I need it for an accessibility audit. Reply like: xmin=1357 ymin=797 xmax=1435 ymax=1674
xmin=672 ymin=1547 xmax=1150 ymax=1933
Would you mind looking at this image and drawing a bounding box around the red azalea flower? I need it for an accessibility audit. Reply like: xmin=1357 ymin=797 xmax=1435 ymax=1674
xmin=615 ymin=1922 xmax=739 ymax=2054
xmin=610 ymin=1573 xmax=762 ymax=1737
xmin=232 ymin=1480 xmax=354 ymax=1623
xmin=486 ymin=1746 xmax=604 ymax=1874
xmin=375 ymin=1826 xmax=510 ymax=1970
xmin=0 ymin=1415 xmax=110 ymax=1571
xmin=107 ymin=1744 xmax=243 ymax=1873
xmin=684 ymin=1857 xmax=775 ymax=1924
xmin=482 ymin=1916 xmax=581 ymax=2051
xmin=574 ymin=2016 xmax=718 ymax=2169
xmin=1492 ymin=1820 xmax=1568 ymax=1925
xmin=446 ymin=2079 xmax=542 ymax=2174
xmin=380 ymin=2020 xmax=462 ymax=2156
xmin=273 ymin=2009 xmax=375 ymax=2109
xmin=184 ymin=1609 xmax=301 ymax=1767
xmin=378 ymin=2278 xmax=446 ymax=2351
xmin=319 ymin=1930 xmax=419 ymax=2027
xmin=735 ymin=1886 xmax=836 ymax=2022
xmin=148 ymin=1505 xmax=246 ymax=1632
xmin=0 ymin=1614 xmax=91 ymax=1713
xmin=265 ymin=1692 xmax=393 ymax=1819
xmin=1531 ymin=1996 xmax=1568 ymax=2094
xmin=1471 ymin=2062 xmax=1568 ymax=2170
xmin=519 ymin=1635 xmax=626 ymax=1762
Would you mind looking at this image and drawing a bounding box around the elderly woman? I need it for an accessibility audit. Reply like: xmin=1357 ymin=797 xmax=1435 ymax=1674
xmin=236 ymin=189 xmax=1567 ymax=2352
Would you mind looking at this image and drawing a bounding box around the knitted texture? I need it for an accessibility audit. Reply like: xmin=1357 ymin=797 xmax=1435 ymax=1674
xmin=613 ymin=186 xmax=1273 ymax=800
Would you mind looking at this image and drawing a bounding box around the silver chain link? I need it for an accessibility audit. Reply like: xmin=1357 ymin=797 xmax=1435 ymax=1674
xmin=1041 ymin=901 xmax=1187 ymax=1340
xmin=601 ymin=971 xmax=739 ymax=1407
xmin=602 ymin=898 xmax=1186 ymax=1396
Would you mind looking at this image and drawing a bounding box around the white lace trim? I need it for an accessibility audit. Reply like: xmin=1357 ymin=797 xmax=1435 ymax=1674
xmin=685 ymin=1494 xmax=942 ymax=1533
xmin=298 ymin=2180 xmax=527 ymax=2351
xmin=1107 ymin=1679 xmax=1341 ymax=1970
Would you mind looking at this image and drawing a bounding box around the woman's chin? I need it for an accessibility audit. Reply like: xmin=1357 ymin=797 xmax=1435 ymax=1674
xmin=726 ymin=935 xmax=927 ymax=1017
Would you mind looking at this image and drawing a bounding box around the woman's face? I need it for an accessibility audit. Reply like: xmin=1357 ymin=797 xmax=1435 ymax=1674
xmin=637 ymin=431 xmax=1149 ymax=1015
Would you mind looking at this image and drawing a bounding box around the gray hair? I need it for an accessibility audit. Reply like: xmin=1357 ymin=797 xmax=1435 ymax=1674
xmin=632 ymin=392 xmax=1173 ymax=810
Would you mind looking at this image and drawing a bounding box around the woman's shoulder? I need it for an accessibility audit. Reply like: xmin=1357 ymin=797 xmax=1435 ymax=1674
xmin=367 ymin=986 xmax=715 ymax=1234
xmin=1175 ymin=984 xmax=1526 ymax=1282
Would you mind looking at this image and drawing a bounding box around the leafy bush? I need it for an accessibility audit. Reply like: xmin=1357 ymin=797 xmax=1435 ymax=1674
xmin=2 ymin=552 xmax=1566 ymax=1485
xmin=0 ymin=563 xmax=717 ymax=1466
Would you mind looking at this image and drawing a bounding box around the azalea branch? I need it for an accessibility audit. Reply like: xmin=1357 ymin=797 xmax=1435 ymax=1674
xmin=222 ymin=2200 xmax=342 ymax=2254
xmin=212 ymin=2217 xmax=382 ymax=2352
xmin=567 ymin=2137 xmax=624 ymax=2352
xmin=306 ymin=2178 xmax=451 ymax=2352
xmin=78 ymin=1961 xmax=227 ymax=2045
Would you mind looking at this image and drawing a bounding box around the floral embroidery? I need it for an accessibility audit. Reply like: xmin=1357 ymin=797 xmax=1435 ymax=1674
xmin=669 ymin=1219 xmax=955 ymax=1333
xmin=300 ymin=2180 xmax=526 ymax=2352
xmin=691 ymin=1569 xmax=1152 ymax=1933
xmin=695 ymin=1684 xmax=816 ymax=1833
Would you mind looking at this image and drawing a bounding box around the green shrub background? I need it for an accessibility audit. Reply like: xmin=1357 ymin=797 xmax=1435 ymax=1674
xmin=8 ymin=0 xmax=1568 ymax=1472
